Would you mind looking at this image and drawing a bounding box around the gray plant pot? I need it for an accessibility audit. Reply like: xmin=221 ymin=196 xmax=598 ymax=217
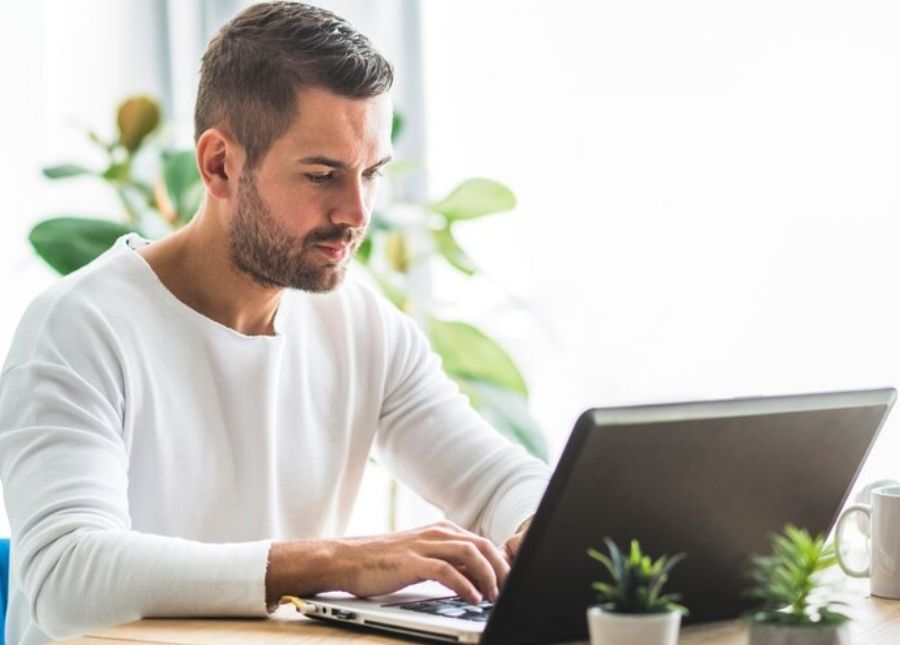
xmin=748 ymin=621 xmax=851 ymax=645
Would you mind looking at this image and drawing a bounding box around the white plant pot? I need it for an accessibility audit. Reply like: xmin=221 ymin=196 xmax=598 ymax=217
xmin=748 ymin=622 xmax=852 ymax=645
xmin=586 ymin=606 xmax=681 ymax=645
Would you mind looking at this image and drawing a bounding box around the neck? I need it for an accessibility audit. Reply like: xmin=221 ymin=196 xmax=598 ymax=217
xmin=138 ymin=206 xmax=282 ymax=336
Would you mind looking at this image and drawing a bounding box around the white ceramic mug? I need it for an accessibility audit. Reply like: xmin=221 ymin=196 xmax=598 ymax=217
xmin=835 ymin=484 xmax=900 ymax=598
xmin=853 ymin=479 xmax=900 ymax=534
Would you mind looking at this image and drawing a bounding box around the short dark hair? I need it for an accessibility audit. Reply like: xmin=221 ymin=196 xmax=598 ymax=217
xmin=195 ymin=1 xmax=394 ymax=168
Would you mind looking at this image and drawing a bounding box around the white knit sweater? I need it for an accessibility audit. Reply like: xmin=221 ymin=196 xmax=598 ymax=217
xmin=0 ymin=234 xmax=549 ymax=645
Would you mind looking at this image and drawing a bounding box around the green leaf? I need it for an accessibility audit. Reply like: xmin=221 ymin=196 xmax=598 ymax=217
xmin=129 ymin=180 xmax=154 ymax=199
xmin=29 ymin=217 xmax=135 ymax=275
xmin=588 ymin=538 xmax=686 ymax=614
xmin=356 ymin=236 xmax=373 ymax=265
xmin=591 ymin=582 xmax=615 ymax=597
xmin=42 ymin=164 xmax=93 ymax=180
xmin=818 ymin=608 xmax=851 ymax=625
xmin=458 ymin=380 xmax=547 ymax=461
xmin=386 ymin=159 xmax=420 ymax=179
xmin=87 ymin=130 xmax=113 ymax=152
xmin=655 ymin=553 xmax=687 ymax=582
xmin=588 ymin=549 xmax=616 ymax=577
xmin=815 ymin=544 xmax=836 ymax=568
xmin=102 ymin=161 xmax=131 ymax=183
xmin=431 ymin=226 xmax=477 ymax=275
xmin=605 ymin=538 xmax=625 ymax=579
xmin=162 ymin=150 xmax=203 ymax=223
xmin=369 ymin=273 xmax=407 ymax=311
xmin=385 ymin=231 xmax=411 ymax=273
xmin=428 ymin=318 xmax=528 ymax=395
xmin=630 ymin=541 xmax=642 ymax=565
xmin=430 ymin=178 xmax=516 ymax=221
xmin=744 ymin=524 xmax=843 ymax=624
xmin=369 ymin=211 xmax=397 ymax=232
xmin=391 ymin=112 xmax=404 ymax=144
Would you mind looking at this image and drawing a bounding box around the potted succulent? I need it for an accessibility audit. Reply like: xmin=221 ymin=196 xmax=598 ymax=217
xmin=745 ymin=524 xmax=851 ymax=645
xmin=586 ymin=538 xmax=687 ymax=645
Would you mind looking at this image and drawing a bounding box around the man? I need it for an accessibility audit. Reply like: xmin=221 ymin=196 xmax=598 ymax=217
xmin=0 ymin=3 xmax=549 ymax=644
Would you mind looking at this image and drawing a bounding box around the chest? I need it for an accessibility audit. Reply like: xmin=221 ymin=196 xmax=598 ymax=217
xmin=119 ymin=334 xmax=382 ymax=538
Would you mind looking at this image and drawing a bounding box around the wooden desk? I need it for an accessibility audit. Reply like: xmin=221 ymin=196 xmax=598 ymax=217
xmin=56 ymin=585 xmax=900 ymax=645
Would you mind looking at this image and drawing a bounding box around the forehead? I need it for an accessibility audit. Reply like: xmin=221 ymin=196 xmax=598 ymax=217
xmin=271 ymin=86 xmax=393 ymax=160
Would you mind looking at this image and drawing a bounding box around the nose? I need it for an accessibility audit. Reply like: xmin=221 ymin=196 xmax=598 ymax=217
xmin=330 ymin=177 xmax=370 ymax=230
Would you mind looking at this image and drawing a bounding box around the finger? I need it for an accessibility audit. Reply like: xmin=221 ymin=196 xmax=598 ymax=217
xmin=471 ymin=535 xmax=510 ymax=589
xmin=502 ymin=541 xmax=514 ymax=564
xmin=424 ymin=540 xmax=499 ymax=601
xmin=503 ymin=532 xmax=525 ymax=564
xmin=418 ymin=556 xmax=483 ymax=605
xmin=424 ymin=523 xmax=510 ymax=590
xmin=422 ymin=520 xmax=466 ymax=540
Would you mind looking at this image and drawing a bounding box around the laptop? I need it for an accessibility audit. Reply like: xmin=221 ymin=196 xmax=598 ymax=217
xmin=299 ymin=388 xmax=896 ymax=643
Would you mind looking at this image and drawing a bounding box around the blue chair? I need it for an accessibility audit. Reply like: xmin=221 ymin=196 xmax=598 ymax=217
xmin=0 ymin=538 xmax=8 ymax=645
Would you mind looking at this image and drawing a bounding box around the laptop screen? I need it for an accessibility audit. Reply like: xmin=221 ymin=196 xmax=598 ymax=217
xmin=481 ymin=389 xmax=895 ymax=644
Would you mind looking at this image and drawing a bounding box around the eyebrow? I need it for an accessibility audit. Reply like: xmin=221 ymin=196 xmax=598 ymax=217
xmin=298 ymin=155 xmax=393 ymax=171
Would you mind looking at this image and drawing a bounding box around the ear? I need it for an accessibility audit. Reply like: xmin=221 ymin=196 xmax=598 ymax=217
xmin=196 ymin=127 xmax=243 ymax=200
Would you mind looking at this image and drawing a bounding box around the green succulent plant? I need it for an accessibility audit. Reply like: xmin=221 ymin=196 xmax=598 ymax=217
xmin=745 ymin=524 xmax=849 ymax=625
xmin=587 ymin=538 xmax=688 ymax=615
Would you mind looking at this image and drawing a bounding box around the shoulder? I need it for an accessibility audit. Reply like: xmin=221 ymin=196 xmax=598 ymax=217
xmin=24 ymin=235 xmax=137 ymax=323
xmin=4 ymin=236 xmax=138 ymax=370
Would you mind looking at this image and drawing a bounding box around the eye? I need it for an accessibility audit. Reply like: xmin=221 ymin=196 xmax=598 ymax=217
xmin=306 ymin=173 xmax=333 ymax=184
xmin=363 ymin=169 xmax=384 ymax=181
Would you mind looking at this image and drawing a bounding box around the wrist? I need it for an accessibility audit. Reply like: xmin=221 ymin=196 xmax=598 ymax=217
xmin=265 ymin=539 xmax=344 ymax=606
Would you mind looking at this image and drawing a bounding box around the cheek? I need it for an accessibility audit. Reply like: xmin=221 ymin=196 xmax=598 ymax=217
xmin=270 ymin=189 xmax=324 ymax=223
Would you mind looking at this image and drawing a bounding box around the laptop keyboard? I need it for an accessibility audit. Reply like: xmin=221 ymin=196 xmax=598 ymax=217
xmin=393 ymin=596 xmax=494 ymax=622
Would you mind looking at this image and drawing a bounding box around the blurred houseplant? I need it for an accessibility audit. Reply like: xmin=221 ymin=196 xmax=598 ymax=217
xmin=745 ymin=525 xmax=850 ymax=645
xmin=585 ymin=538 xmax=687 ymax=645
xmin=31 ymin=95 xmax=548 ymax=467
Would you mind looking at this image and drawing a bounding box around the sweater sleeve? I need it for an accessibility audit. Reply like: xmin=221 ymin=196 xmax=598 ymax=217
xmin=374 ymin=306 xmax=550 ymax=545
xmin=0 ymin=297 xmax=271 ymax=641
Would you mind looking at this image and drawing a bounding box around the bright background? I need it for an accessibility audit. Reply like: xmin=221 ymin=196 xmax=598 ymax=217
xmin=420 ymin=1 xmax=900 ymax=490
xmin=2 ymin=0 xmax=900 ymax=537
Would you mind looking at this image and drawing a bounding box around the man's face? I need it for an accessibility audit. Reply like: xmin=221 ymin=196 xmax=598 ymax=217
xmin=229 ymin=86 xmax=393 ymax=293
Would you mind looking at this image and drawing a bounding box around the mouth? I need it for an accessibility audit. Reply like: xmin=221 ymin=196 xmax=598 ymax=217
xmin=314 ymin=243 xmax=350 ymax=262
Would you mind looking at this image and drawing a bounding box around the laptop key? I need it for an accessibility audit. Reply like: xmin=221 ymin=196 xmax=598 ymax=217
xmin=394 ymin=596 xmax=494 ymax=622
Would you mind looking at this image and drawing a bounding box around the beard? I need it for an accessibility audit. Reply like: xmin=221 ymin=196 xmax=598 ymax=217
xmin=228 ymin=170 xmax=363 ymax=293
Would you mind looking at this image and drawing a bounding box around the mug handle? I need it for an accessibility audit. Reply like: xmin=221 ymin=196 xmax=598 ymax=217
xmin=835 ymin=503 xmax=871 ymax=578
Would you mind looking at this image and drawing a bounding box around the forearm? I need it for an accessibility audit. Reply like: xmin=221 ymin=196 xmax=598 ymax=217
xmin=22 ymin=529 xmax=270 ymax=640
xmin=376 ymin=318 xmax=549 ymax=544
xmin=378 ymin=399 xmax=549 ymax=543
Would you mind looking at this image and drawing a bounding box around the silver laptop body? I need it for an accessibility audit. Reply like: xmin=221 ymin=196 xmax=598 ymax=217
xmin=300 ymin=580 xmax=482 ymax=642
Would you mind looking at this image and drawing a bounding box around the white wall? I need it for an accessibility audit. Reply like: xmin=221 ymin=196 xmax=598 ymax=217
xmin=421 ymin=0 xmax=900 ymax=495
